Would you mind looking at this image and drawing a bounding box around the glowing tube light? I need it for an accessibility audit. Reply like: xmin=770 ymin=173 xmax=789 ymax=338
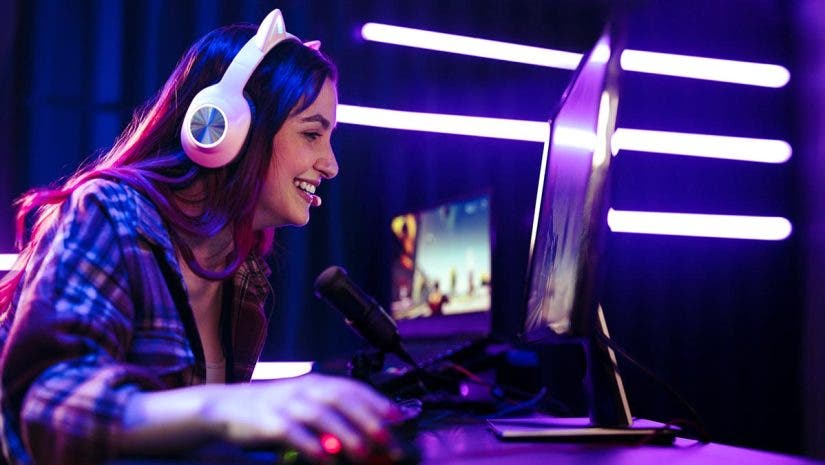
xmin=251 ymin=362 xmax=314 ymax=381
xmin=360 ymin=23 xmax=582 ymax=70
xmin=620 ymin=50 xmax=790 ymax=88
xmin=607 ymin=209 xmax=792 ymax=240
xmin=337 ymin=104 xmax=548 ymax=142
xmin=0 ymin=254 xmax=17 ymax=272
xmin=360 ymin=22 xmax=790 ymax=88
xmin=338 ymin=104 xmax=791 ymax=163
xmin=612 ymin=129 xmax=792 ymax=163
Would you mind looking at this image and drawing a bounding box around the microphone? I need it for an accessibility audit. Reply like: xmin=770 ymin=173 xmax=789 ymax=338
xmin=313 ymin=266 xmax=417 ymax=368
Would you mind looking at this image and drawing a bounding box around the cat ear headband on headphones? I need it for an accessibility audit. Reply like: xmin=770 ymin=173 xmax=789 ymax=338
xmin=181 ymin=9 xmax=321 ymax=168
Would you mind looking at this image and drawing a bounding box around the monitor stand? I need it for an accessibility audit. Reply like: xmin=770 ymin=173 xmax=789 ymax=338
xmin=587 ymin=305 xmax=632 ymax=427
xmin=488 ymin=306 xmax=676 ymax=443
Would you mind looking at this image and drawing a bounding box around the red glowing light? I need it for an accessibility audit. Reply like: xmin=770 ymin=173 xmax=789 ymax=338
xmin=320 ymin=433 xmax=342 ymax=455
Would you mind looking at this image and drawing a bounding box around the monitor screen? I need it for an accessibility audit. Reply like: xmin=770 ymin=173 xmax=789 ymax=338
xmin=522 ymin=30 xmax=619 ymax=344
xmin=389 ymin=194 xmax=492 ymax=339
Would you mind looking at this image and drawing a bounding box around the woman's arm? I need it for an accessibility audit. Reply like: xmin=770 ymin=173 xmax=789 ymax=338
xmin=118 ymin=373 xmax=397 ymax=462
xmin=0 ymin=182 xmax=168 ymax=465
xmin=1 ymin=181 xmax=397 ymax=464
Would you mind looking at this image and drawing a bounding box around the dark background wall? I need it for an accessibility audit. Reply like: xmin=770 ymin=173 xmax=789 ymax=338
xmin=795 ymin=0 xmax=825 ymax=457
xmin=1 ymin=0 xmax=819 ymax=458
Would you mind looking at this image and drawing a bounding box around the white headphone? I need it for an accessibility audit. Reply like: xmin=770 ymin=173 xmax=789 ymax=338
xmin=180 ymin=9 xmax=319 ymax=168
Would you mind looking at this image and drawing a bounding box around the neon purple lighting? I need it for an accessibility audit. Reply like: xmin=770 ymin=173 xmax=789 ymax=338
xmin=0 ymin=254 xmax=17 ymax=272
xmin=620 ymin=49 xmax=790 ymax=88
xmin=337 ymin=104 xmax=791 ymax=163
xmin=607 ymin=209 xmax=792 ymax=240
xmin=251 ymin=362 xmax=314 ymax=380
xmin=337 ymin=104 xmax=548 ymax=142
xmin=360 ymin=22 xmax=790 ymax=88
xmin=360 ymin=23 xmax=582 ymax=70
xmin=553 ymin=125 xmax=598 ymax=152
xmin=612 ymin=129 xmax=792 ymax=163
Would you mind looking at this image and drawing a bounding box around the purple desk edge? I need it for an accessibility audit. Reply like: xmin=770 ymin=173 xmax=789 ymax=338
xmin=416 ymin=421 xmax=822 ymax=465
xmin=109 ymin=420 xmax=824 ymax=465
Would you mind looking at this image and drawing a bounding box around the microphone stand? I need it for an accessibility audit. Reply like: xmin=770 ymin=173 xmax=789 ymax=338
xmin=349 ymin=348 xmax=387 ymax=384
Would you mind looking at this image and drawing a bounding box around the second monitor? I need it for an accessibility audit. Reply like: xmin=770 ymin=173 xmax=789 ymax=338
xmin=389 ymin=194 xmax=492 ymax=341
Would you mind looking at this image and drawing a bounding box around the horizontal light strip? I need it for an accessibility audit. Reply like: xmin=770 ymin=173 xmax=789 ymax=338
xmin=0 ymin=254 xmax=18 ymax=272
xmin=607 ymin=209 xmax=792 ymax=240
xmin=361 ymin=23 xmax=582 ymax=70
xmin=620 ymin=49 xmax=790 ymax=88
xmin=337 ymin=104 xmax=548 ymax=142
xmin=338 ymin=104 xmax=790 ymax=163
xmin=361 ymin=22 xmax=790 ymax=88
xmin=612 ymin=128 xmax=792 ymax=163
xmin=251 ymin=362 xmax=314 ymax=381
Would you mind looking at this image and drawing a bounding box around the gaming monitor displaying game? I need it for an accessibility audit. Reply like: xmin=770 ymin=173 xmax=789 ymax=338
xmin=389 ymin=194 xmax=492 ymax=340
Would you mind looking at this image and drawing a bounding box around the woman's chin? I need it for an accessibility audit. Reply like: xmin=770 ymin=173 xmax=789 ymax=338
xmin=284 ymin=211 xmax=311 ymax=228
xmin=252 ymin=206 xmax=311 ymax=229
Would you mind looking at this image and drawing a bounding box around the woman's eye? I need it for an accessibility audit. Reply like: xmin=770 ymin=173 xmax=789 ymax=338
xmin=303 ymin=132 xmax=321 ymax=141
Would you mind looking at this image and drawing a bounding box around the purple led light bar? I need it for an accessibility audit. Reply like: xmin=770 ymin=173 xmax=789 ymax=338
xmin=361 ymin=22 xmax=790 ymax=88
xmin=0 ymin=254 xmax=16 ymax=272
xmin=620 ymin=49 xmax=789 ymax=88
xmin=251 ymin=362 xmax=314 ymax=380
xmin=337 ymin=104 xmax=791 ymax=163
xmin=607 ymin=209 xmax=792 ymax=240
xmin=337 ymin=104 xmax=548 ymax=141
xmin=360 ymin=23 xmax=582 ymax=70
xmin=612 ymin=129 xmax=792 ymax=163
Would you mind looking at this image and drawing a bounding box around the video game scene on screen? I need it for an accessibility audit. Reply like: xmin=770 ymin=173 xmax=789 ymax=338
xmin=390 ymin=195 xmax=492 ymax=321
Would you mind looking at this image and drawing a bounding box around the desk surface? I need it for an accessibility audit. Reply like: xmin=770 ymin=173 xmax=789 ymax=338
xmin=112 ymin=420 xmax=823 ymax=465
xmin=416 ymin=420 xmax=820 ymax=465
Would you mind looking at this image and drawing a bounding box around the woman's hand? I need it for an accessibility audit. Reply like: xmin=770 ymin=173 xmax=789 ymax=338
xmin=120 ymin=373 xmax=399 ymax=462
xmin=204 ymin=373 xmax=397 ymax=459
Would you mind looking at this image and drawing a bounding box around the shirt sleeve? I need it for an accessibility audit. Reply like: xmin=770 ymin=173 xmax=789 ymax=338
xmin=0 ymin=182 xmax=165 ymax=465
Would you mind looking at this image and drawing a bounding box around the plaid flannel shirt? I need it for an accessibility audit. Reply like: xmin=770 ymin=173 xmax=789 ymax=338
xmin=0 ymin=179 xmax=271 ymax=465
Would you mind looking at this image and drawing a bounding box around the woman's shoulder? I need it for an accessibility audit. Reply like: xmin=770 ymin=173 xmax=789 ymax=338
xmin=60 ymin=177 xmax=180 ymax=255
xmin=66 ymin=178 xmax=164 ymax=237
xmin=71 ymin=177 xmax=140 ymax=203
xmin=69 ymin=177 xmax=138 ymax=216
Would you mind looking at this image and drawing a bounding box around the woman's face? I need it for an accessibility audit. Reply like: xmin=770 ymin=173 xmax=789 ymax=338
xmin=253 ymin=78 xmax=339 ymax=229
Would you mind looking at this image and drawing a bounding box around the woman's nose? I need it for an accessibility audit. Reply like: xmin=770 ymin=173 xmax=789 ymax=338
xmin=316 ymin=147 xmax=339 ymax=179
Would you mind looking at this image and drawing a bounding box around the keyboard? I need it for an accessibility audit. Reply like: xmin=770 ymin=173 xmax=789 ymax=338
xmin=371 ymin=337 xmax=493 ymax=397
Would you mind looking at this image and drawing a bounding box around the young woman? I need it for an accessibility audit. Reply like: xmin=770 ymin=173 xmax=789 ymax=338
xmin=0 ymin=10 xmax=397 ymax=465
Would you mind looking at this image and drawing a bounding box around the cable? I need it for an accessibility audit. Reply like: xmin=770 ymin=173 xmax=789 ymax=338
xmin=445 ymin=362 xmax=574 ymax=415
xmin=486 ymin=387 xmax=549 ymax=419
xmin=597 ymin=332 xmax=712 ymax=443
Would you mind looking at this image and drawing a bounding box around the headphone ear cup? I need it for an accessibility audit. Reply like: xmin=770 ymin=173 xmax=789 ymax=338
xmin=180 ymin=8 xmax=299 ymax=168
xmin=181 ymin=82 xmax=252 ymax=168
